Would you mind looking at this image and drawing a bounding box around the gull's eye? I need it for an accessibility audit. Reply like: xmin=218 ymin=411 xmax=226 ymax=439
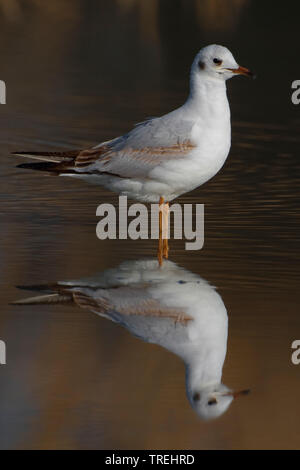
xmin=213 ymin=58 xmax=222 ymax=65
xmin=207 ymin=398 xmax=218 ymax=406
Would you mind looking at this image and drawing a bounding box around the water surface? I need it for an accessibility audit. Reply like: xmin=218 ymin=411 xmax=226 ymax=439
xmin=0 ymin=0 xmax=300 ymax=450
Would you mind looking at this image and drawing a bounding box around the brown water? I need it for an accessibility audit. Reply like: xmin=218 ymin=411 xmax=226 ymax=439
xmin=0 ymin=0 xmax=300 ymax=450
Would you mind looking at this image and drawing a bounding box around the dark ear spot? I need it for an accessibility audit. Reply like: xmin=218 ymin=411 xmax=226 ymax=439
xmin=193 ymin=392 xmax=200 ymax=402
xmin=198 ymin=60 xmax=205 ymax=70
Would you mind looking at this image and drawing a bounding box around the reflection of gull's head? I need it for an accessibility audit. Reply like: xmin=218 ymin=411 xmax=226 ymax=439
xmin=189 ymin=384 xmax=250 ymax=421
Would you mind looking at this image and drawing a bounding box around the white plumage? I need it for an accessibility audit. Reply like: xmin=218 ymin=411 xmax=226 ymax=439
xmin=14 ymin=44 xmax=253 ymax=203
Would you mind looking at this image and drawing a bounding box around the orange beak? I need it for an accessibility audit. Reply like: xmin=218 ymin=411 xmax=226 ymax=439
xmin=225 ymin=389 xmax=250 ymax=399
xmin=228 ymin=65 xmax=255 ymax=78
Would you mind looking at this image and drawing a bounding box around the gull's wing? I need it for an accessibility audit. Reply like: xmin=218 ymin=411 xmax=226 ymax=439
xmin=12 ymin=281 xmax=192 ymax=325
xmin=13 ymin=116 xmax=196 ymax=178
xmin=75 ymin=116 xmax=196 ymax=178
xmin=73 ymin=285 xmax=192 ymax=325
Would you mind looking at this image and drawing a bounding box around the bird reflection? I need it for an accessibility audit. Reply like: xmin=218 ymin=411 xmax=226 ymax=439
xmin=13 ymin=258 xmax=249 ymax=420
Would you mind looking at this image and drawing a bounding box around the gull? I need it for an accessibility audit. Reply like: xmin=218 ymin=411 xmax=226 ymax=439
xmin=12 ymin=44 xmax=254 ymax=263
xmin=13 ymin=258 xmax=250 ymax=420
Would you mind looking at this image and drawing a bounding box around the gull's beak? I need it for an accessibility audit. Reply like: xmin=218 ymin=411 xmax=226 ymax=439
xmin=228 ymin=65 xmax=255 ymax=78
xmin=223 ymin=389 xmax=250 ymax=399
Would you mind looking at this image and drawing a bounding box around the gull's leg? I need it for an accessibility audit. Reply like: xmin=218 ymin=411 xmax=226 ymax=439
xmin=163 ymin=202 xmax=169 ymax=259
xmin=158 ymin=196 xmax=164 ymax=266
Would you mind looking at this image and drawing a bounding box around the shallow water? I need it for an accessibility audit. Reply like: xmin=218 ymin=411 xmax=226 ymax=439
xmin=0 ymin=0 xmax=300 ymax=449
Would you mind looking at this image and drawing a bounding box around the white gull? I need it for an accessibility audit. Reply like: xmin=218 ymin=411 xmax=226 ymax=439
xmin=13 ymin=44 xmax=254 ymax=261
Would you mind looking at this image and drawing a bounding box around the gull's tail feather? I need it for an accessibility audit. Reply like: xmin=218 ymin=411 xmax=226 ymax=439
xmin=15 ymin=283 xmax=60 ymax=293
xmin=16 ymin=161 xmax=64 ymax=172
xmin=11 ymin=293 xmax=73 ymax=306
xmin=12 ymin=283 xmax=74 ymax=305
xmin=12 ymin=283 xmax=114 ymax=321
xmin=12 ymin=145 xmax=110 ymax=174
xmin=11 ymin=150 xmax=79 ymax=162
xmin=12 ymin=150 xmax=81 ymax=174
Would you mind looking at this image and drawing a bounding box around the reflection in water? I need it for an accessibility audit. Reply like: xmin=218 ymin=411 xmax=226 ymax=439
xmin=0 ymin=0 xmax=299 ymax=450
xmin=14 ymin=258 xmax=249 ymax=421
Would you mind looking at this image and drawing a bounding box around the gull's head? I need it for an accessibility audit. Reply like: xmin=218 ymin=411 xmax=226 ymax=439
xmin=190 ymin=384 xmax=250 ymax=421
xmin=191 ymin=44 xmax=254 ymax=83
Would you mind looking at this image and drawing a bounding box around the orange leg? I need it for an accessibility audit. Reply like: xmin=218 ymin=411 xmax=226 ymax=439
xmin=163 ymin=202 xmax=169 ymax=259
xmin=158 ymin=197 xmax=164 ymax=266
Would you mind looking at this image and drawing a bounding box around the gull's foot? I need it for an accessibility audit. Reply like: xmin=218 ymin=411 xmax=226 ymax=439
xmin=163 ymin=238 xmax=169 ymax=259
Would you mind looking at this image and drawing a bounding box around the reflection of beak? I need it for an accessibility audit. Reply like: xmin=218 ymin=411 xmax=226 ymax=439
xmin=228 ymin=65 xmax=255 ymax=78
xmin=224 ymin=389 xmax=250 ymax=399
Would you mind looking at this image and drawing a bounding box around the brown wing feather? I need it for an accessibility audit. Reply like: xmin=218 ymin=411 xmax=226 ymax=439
xmin=73 ymin=289 xmax=192 ymax=325
xmin=75 ymin=146 xmax=110 ymax=168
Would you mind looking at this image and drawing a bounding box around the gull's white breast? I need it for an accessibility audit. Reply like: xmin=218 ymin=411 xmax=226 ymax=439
xmin=150 ymin=120 xmax=231 ymax=200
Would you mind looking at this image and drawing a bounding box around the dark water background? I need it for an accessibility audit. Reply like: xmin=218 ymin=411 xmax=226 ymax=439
xmin=0 ymin=0 xmax=300 ymax=449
